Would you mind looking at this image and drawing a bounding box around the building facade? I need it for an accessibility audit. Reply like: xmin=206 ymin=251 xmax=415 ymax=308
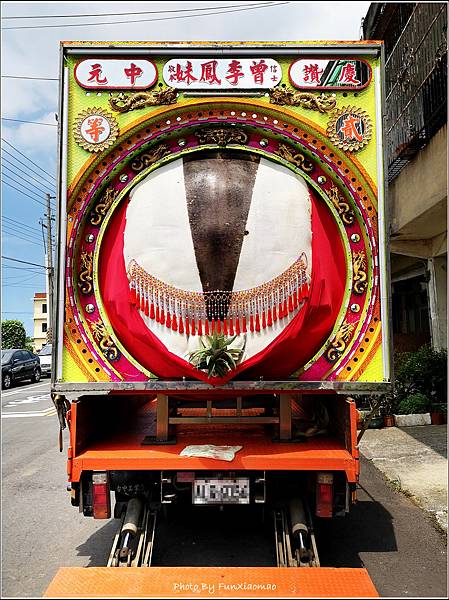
xmin=363 ymin=2 xmax=447 ymax=352
xmin=33 ymin=292 xmax=48 ymax=352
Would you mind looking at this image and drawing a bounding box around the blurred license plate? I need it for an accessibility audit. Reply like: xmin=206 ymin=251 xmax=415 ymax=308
xmin=193 ymin=478 xmax=250 ymax=505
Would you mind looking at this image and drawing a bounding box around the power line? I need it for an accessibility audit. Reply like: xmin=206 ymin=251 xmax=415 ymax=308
xmin=3 ymin=228 xmax=43 ymax=247
xmin=2 ymin=255 xmax=47 ymax=268
xmin=2 ymin=3 xmax=269 ymax=19
xmin=2 ymin=75 xmax=58 ymax=81
xmin=1 ymin=138 xmax=56 ymax=181
xmin=2 ymin=181 xmax=47 ymax=208
xmin=3 ymin=215 xmax=44 ymax=235
xmin=2 ymin=160 xmax=55 ymax=195
xmin=2 ymin=2 xmax=289 ymax=30
xmin=2 ymin=117 xmax=57 ymax=127
xmin=1 ymin=147 xmax=56 ymax=189
xmin=2 ymin=222 xmax=43 ymax=242
xmin=2 ymin=265 xmax=43 ymax=273
xmin=2 ymin=222 xmax=42 ymax=242
xmin=2 ymin=172 xmax=49 ymax=202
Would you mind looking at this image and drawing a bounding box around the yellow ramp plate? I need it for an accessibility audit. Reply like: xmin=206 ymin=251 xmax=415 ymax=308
xmin=45 ymin=567 xmax=378 ymax=598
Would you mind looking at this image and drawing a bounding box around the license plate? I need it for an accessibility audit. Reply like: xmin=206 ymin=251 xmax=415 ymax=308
xmin=193 ymin=478 xmax=250 ymax=505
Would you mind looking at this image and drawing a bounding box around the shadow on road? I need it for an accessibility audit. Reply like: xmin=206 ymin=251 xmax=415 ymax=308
xmin=398 ymin=424 xmax=447 ymax=459
xmin=316 ymin=486 xmax=397 ymax=568
xmin=75 ymin=520 xmax=118 ymax=567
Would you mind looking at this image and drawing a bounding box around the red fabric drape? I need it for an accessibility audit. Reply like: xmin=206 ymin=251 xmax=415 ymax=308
xmin=99 ymin=188 xmax=345 ymax=384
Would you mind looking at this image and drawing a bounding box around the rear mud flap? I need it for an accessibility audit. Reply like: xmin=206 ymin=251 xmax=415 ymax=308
xmin=45 ymin=566 xmax=378 ymax=597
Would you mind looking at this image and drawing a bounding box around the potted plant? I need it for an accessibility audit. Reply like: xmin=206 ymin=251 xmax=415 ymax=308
xmin=188 ymin=333 xmax=244 ymax=378
xmin=380 ymin=394 xmax=395 ymax=427
xmin=394 ymin=393 xmax=431 ymax=427
xmin=430 ymin=402 xmax=447 ymax=425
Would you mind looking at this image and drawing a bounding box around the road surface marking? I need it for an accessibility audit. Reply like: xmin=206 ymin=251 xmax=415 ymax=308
xmin=1 ymin=407 xmax=57 ymax=418
xmin=5 ymin=394 xmax=51 ymax=407
xmin=1 ymin=382 xmax=50 ymax=397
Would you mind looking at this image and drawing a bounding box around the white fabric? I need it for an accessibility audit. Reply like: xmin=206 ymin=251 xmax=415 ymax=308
xmin=123 ymin=156 xmax=312 ymax=363
xmin=180 ymin=445 xmax=243 ymax=461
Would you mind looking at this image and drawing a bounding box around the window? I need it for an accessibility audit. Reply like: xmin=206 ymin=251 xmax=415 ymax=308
xmin=42 ymin=303 xmax=47 ymax=314
xmin=42 ymin=323 xmax=47 ymax=333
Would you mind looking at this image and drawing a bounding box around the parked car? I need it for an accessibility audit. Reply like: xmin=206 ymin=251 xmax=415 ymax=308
xmin=1 ymin=349 xmax=41 ymax=390
xmin=37 ymin=344 xmax=52 ymax=378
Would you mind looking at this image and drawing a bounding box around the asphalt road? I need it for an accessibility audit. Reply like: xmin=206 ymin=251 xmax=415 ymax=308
xmin=2 ymin=381 xmax=447 ymax=598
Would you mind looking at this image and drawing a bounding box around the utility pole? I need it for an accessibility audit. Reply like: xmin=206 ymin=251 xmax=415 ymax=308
xmin=45 ymin=193 xmax=56 ymax=343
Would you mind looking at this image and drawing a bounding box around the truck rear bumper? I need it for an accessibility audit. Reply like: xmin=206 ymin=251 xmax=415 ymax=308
xmin=45 ymin=566 xmax=378 ymax=597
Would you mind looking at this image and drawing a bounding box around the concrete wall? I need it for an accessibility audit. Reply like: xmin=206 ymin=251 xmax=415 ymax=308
xmin=389 ymin=125 xmax=447 ymax=247
xmin=387 ymin=125 xmax=447 ymax=350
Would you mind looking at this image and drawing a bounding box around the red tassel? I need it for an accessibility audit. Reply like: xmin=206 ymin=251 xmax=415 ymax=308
xmin=165 ymin=311 xmax=171 ymax=329
xmin=223 ymin=319 xmax=228 ymax=335
xmin=130 ymin=287 xmax=136 ymax=305
xmin=191 ymin=318 xmax=196 ymax=336
xmin=160 ymin=308 xmax=165 ymax=324
xmin=278 ymin=302 xmax=283 ymax=319
xmin=288 ymin=294 xmax=294 ymax=313
xmin=197 ymin=319 xmax=202 ymax=336
xmin=272 ymin=304 xmax=277 ymax=322
xmin=171 ymin=314 xmax=178 ymax=331
xmin=242 ymin=316 xmax=247 ymax=333
xmin=293 ymin=291 xmax=298 ymax=310
xmin=150 ymin=303 xmax=155 ymax=320
xmin=205 ymin=320 xmax=210 ymax=335
xmin=283 ymin=299 xmax=288 ymax=317
xmin=179 ymin=317 xmax=184 ymax=334
xmin=156 ymin=305 xmax=160 ymax=322
xmin=229 ymin=318 xmax=234 ymax=335
xmin=216 ymin=319 xmax=221 ymax=334
xmin=262 ymin=310 xmax=266 ymax=329
xmin=140 ymin=294 xmax=145 ymax=313
xmin=249 ymin=315 xmax=254 ymax=332
xmin=185 ymin=316 xmax=190 ymax=335
xmin=211 ymin=319 xmax=215 ymax=333
xmin=255 ymin=313 xmax=261 ymax=332
xmin=144 ymin=298 xmax=149 ymax=316
xmin=236 ymin=317 xmax=241 ymax=335
xmin=267 ymin=307 xmax=273 ymax=327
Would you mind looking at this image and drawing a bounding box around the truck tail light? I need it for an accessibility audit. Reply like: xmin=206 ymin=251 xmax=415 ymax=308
xmin=92 ymin=472 xmax=111 ymax=519
xmin=316 ymin=472 xmax=333 ymax=518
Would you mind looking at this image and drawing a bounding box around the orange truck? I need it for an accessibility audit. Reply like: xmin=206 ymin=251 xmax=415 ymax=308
xmin=46 ymin=41 xmax=390 ymax=597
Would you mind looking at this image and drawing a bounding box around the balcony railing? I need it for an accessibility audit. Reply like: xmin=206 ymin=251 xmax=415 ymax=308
xmin=385 ymin=3 xmax=447 ymax=182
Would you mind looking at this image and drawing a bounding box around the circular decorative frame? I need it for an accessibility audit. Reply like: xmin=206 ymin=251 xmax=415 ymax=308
xmin=326 ymin=105 xmax=373 ymax=152
xmin=73 ymin=107 xmax=119 ymax=153
xmin=65 ymin=99 xmax=381 ymax=383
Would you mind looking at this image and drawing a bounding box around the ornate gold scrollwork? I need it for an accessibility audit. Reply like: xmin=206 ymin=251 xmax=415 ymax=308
xmin=90 ymin=320 xmax=120 ymax=361
xmin=90 ymin=188 xmax=118 ymax=226
xmin=78 ymin=251 xmax=93 ymax=295
xmin=108 ymin=86 xmax=177 ymax=113
xmin=195 ymin=127 xmax=248 ymax=146
xmin=275 ymin=143 xmax=314 ymax=173
xmin=327 ymin=185 xmax=355 ymax=225
xmin=130 ymin=144 xmax=171 ymax=172
xmin=269 ymin=87 xmax=337 ymax=113
xmin=326 ymin=320 xmax=356 ymax=362
xmin=353 ymin=251 xmax=368 ymax=295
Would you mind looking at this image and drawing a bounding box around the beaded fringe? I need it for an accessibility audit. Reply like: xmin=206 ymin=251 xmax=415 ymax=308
xmin=127 ymin=254 xmax=309 ymax=336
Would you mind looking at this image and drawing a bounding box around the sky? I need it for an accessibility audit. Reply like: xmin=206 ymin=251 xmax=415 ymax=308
xmin=1 ymin=0 xmax=371 ymax=336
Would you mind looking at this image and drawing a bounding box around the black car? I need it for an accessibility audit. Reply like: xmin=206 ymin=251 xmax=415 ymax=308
xmin=1 ymin=349 xmax=41 ymax=390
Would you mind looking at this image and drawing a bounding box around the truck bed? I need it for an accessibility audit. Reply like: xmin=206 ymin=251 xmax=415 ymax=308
xmin=68 ymin=397 xmax=358 ymax=482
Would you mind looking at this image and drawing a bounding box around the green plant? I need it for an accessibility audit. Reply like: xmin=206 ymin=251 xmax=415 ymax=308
xmin=397 ymin=393 xmax=430 ymax=415
xmin=394 ymin=345 xmax=447 ymax=406
xmin=1 ymin=320 xmax=27 ymax=349
xmin=188 ymin=334 xmax=244 ymax=378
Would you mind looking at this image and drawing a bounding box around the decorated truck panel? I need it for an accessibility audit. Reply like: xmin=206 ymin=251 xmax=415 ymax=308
xmin=54 ymin=42 xmax=389 ymax=392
